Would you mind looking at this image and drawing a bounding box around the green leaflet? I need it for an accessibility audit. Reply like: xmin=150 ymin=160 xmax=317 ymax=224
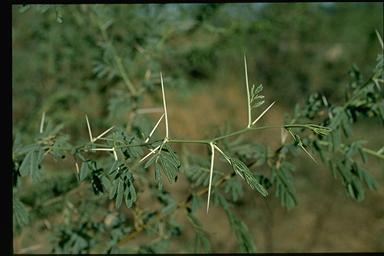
xmin=271 ymin=163 xmax=297 ymax=209
xmin=227 ymin=140 xmax=268 ymax=166
xmin=109 ymin=167 xmax=137 ymax=209
xmin=19 ymin=146 xmax=44 ymax=182
xmin=187 ymin=213 xmax=211 ymax=253
xmin=250 ymin=84 xmax=265 ymax=109
xmin=111 ymin=129 xmax=143 ymax=160
xmin=332 ymin=159 xmax=378 ymax=202
xmin=153 ymin=189 xmax=177 ymax=215
xmin=107 ymin=93 xmax=132 ymax=121
xmin=215 ymin=193 xmax=256 ymax=253
xmin=109 ymin=179 xmax=119 ymax=199
xmin=190 ymin=194 xmax=204 ymax=213
xmin=124 ymin=179 xmax=137 ymax=208
xmin=347 ymin=177 xmax=365 ymax=202
xmin=13 ymin=197 xmax=29 ymax=227
xmin=224 ymin=177 xmax=244 ymax=202
xmin=138 ymin=239 xmax=170 ymax=253
xmin=145 ymin=143 xmax=181 ymax=185
xmin=79 ymin=161 xmax=91 ymax=181
xmin=229 ymin=158 xmax=268 ymax=197
xmin=115 ymin=179 xmax=124 ymax=208
xmin=48 ymin=134 xmax=71 ymax=159
xmin=186 ymin=165 xmax=220 ymax=188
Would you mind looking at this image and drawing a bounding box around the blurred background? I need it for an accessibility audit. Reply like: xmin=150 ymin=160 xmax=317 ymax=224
xmin=13 ymin=3 xmax=384 ymax=253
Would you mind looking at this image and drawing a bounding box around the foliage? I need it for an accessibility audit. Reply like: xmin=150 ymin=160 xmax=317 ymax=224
xmin=12 ymin=3 xmax=383 ymax=253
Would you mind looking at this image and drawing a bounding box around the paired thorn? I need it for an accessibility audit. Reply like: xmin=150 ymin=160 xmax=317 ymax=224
xmin=85 ymin=115 xmax=114 ymax=143
xmin=141 ymin=73 xmax=169 ymax=162
xmin=85 ymin=114 xmax=117 ymax=160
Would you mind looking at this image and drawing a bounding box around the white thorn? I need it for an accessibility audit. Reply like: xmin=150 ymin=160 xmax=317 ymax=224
xmin=281 ymin=127 xmax=288 ymax=144
xmin=213 ymin=145 xmax=231 ymax=164
xmin=139 ymin=145 xmax=160 ymax=163
xmin=145 ymin=113 xmax=165 ymax=143
xmin=137 ymin=107 xmax=163 ymax=114
xmin=39 ymin=111 xmax=46 ymax=134
xmin=207 ymin=143 xmax=215 ymax=213
xmin=300 ymin=145 xmax=318 ymax=164
xmin=160 ymin=72 xmax=169 ymax=138
xmin=375 ymin=29 xmax=384 ymax=49
xmin=85 ymin=115 xmax=93 ymax=142
xmin=91 ymin=148 xmax=115 ymax=151
xmin=75 ymin=162 xmax=79 ymax=174
xmin=113 ymin=147 xmax=118 ymax=161
xmin=252 ymin=101 xmax=276 ymax=126
xmin=244 ymin=54 xmax=252 ymax=128
xmin=93 ymin=126 xmax=115 ymax=142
